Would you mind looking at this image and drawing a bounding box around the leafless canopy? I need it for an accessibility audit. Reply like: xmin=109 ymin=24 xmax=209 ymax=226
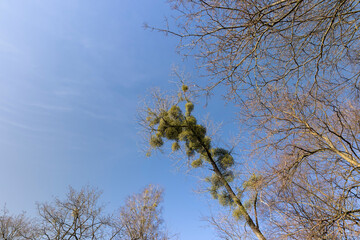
xmin=36 ymin=186 xmax=115 ymax=240
xmin=149 ymin=0 xmax=360 ymax=239
xmin=168 ymin=0 xmax=360 ymax=96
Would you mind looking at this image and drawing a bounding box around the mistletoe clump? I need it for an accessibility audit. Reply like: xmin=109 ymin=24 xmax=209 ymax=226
xmin=145 ymin=85 xmax=237 ymax=208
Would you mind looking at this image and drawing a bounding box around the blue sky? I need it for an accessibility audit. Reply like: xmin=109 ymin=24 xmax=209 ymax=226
xmin=0 ymin=1 xmax=240 ymax=239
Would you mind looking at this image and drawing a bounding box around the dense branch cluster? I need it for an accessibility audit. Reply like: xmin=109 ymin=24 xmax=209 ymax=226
xmin=169 ymin=0 xmax=360 ymax=96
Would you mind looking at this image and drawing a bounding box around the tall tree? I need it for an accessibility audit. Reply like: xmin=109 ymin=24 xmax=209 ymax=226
xmin=144 ymin=0 xmax=360 ymax=239
xmin=142 ymin=88 xmax=266 ymax=239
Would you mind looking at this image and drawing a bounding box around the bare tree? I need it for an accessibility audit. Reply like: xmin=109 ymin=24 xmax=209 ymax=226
xmin=245 ymin=88 xmax=360 ymax=239
xmin=114 ymin=185 xmax=171 ymax=240
xmin=142 ymin=1 xmax=360 ymax=239
xmin=0 ymin=207 xmax=37 ymax=240
xmin=36 ymin=186 xmax=116 ymax=240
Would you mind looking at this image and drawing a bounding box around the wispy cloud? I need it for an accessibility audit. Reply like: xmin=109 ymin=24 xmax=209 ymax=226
xmin=25 ymin=103 xmax=73 ymax=112
xmin=0 ymin=116 xmax=45 ymax=132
